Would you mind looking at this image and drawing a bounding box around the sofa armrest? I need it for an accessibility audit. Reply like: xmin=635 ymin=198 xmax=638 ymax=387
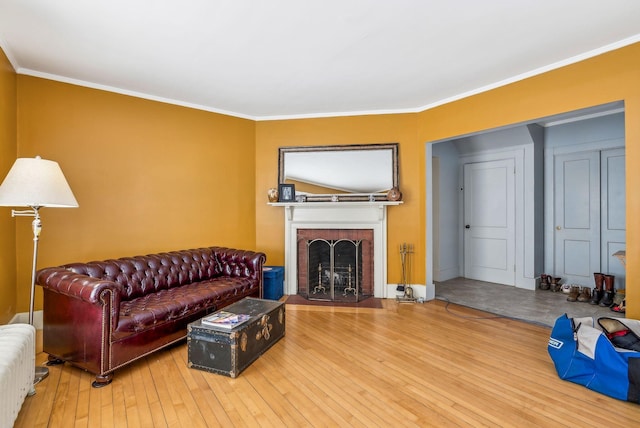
xmin=37 ymin=267 xmax=123 ymax=329
xmin=212 ymin=247 xmax=267 ymax=296
xmin=37 ymin=267 xmax=123 ymax=304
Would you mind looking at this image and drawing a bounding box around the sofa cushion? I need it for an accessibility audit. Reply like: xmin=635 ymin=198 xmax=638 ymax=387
xmin=115 ymin=276 xmax=254 ymax=335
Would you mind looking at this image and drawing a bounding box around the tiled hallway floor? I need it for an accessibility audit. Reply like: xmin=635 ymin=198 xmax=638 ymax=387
xmin=435 ymin=277 xmax=622 ymax=328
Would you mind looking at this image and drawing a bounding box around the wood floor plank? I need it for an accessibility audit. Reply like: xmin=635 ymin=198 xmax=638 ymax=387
xmin=86 ymin=373 xmax=103 ymax=427
xmin=244 ymin=353 xmax=316 ymax=427
xmin=147 ymin=351 xmax=186 ymax=427
xmin=160 ymin=348 xmax=208 ymax=428
xmin=244 ymin=357 xmax=318 ymax=427
xmin=126 ymin=359 xmax=155 ymax=427
xmin=75 ymin=371 xmax=92 ymax=427
xmin=111 ymin=370 xmax=131 ymax=427
xmin=186 ymin=368 xmax=236 ymax=427
xmin=267 ymin=345 xmax=377 ymax=426
xmin=99 ymin=375 xmax=115 ymax=427
xmin=21 ymin=360 xmax=60 ymax=428
xmin=136 ymin=358 xmax=168 ymax=428
xmin=212 ymin=376 xmax=260 ymax=427
xmin=118 ymin=366 xmax=142 ymax=428
xmin=48 ymin=362 xmax=74 ymax=427
xmin=291 ymin=335 xmax=416 ymax=424
xmin=14 ymin=300 xmax=640 ymax=427
xmin=171 ymin=348 xmax=231 ymax=427
xmin=226 ymin=370 xmax=284 ymax=426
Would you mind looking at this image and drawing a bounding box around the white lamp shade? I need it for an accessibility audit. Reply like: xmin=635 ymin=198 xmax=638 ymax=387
xmin=0 ymin=156 xmax=79 ymax=208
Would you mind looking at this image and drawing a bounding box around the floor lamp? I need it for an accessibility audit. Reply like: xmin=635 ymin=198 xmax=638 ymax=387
xmin=0 ymin=156 xmax=78 ymax=384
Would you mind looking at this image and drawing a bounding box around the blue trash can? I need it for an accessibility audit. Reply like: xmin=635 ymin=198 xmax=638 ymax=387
xmin=263 ymin=266 xmax=284 ymax=300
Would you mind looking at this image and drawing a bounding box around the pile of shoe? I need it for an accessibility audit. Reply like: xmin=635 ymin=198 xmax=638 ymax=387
xmin=561 ymin=272 xmax=625 ymax=313
xmin=539 ymin=274 xmax=563 ymax=292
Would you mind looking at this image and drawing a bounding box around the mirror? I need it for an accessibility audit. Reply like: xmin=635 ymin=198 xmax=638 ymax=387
xmin=278 ymin=143 xmax=399 ymax=201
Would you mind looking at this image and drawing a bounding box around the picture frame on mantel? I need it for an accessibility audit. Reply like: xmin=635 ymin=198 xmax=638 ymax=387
xmin=278 ymin=184 xmax=295 ymax=202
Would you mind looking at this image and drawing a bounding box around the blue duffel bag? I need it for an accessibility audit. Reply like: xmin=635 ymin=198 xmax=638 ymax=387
xmin=548 ymin=313 xmax=640 ymax=403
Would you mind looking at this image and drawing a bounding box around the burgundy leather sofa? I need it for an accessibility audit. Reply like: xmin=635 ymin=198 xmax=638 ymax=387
xmin=36 ymin=246 xmax=266 ymax=387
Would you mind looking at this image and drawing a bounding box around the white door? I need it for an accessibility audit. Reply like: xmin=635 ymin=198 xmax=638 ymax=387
xmin=553 ymin=151 xmax=601 ymax=284
xmin=463 ymin=159 xmax=515 ymax=285
xmin=600 ymin=148 xmax=626 ymax=288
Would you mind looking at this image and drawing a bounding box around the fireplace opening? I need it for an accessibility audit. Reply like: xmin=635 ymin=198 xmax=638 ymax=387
xmin=297 ymin=229 xmax=373 ymax=302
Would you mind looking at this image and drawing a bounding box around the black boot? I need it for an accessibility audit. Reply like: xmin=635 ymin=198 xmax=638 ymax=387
xmin=589 ymin=272 xmax=604 ymax=305
xmin=600 ymin=274 xmax=615 ymax=307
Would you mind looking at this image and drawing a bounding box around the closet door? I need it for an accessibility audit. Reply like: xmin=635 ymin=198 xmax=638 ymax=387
xmin=601 ymin=148 xmax=626 ymax=288
xmin=553 ymin=151 xmax=600 ymax=285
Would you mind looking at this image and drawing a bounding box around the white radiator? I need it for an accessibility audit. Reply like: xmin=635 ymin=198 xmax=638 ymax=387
xmin=0 ymin=324 xmax=35 ymax=428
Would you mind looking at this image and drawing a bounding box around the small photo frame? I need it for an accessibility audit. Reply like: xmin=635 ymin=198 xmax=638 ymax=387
xmin=278 ymin=184 xmax=295 ymax=202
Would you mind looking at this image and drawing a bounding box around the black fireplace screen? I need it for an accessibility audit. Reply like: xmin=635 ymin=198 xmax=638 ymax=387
xmin=306 ymin=238 xmax=365 ymax=302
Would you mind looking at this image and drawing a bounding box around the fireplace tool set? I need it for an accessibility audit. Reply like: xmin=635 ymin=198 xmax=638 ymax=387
xmin=396 ymin=243 xmax=416 ymax=303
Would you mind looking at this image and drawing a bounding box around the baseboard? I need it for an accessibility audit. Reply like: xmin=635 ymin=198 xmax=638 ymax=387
xmin=386 ymin=283 xmax=435 ymax=301
xmin=434 ymin=267 xmax=460 ymax=282
xmin=516 ymin=277 xmax=537 ymax=291
xmin=9 ymin=310 xmax=42 ymax=330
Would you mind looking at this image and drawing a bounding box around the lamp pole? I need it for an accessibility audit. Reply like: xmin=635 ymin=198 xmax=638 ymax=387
xmin=12 ymin=207 xmax=42 ymax=326
xmin=12 ymin=206 xmax=49 ymax=383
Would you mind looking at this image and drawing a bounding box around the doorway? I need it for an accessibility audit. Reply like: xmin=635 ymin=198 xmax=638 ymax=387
xmin=427 ymin=103 xmax=626 ymax=297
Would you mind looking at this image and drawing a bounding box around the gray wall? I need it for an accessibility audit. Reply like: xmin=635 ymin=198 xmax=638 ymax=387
xmin=544 ymin=112 xmax=624 ymax=147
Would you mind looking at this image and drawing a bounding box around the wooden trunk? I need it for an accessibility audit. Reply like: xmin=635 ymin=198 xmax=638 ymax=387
xmin=187 ymin=298 xmax=285 ymax=378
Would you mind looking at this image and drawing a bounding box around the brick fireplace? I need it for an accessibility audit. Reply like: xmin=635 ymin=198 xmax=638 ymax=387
xmin=274 ymin=201 xmax=401 ymax=300
xmin=297 ymin=228 xmax=374 ymax=302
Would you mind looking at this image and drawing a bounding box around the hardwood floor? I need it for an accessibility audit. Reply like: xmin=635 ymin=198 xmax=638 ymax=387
xmin=15 ymin=300 xmax=640 ymax=427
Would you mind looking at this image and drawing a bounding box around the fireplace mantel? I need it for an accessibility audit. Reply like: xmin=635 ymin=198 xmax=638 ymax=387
xmin=269 ymin=201 xmax=401 ymax=220
xmin=270 ymin=201 xmax=402 ymax=299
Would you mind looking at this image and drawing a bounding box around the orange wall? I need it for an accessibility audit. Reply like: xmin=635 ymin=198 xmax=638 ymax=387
xmin=255 ymin=42 xmax=640 ymax=318
xmin=0 ymin=47 xmax=17 ymax=323
xmin=416 ymin=43 xmax=640 ymax=317
xmin=13 ymin=76 xmax=257 ymax=314
xmin=255 ymin=114 xmax=423 ymax=285
xmin=2 ymin=42 xmax=639 ymax=319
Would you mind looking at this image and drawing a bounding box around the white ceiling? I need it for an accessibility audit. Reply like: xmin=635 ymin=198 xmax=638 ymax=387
xmin=0 ymin=1 xmax=639 ymax=121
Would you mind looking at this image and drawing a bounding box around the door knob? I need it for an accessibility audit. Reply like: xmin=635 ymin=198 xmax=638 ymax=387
xmin=465 ymin=225 xmax=470 ymax=229
xmin=556 ymin=226 xmax=562 ymax=230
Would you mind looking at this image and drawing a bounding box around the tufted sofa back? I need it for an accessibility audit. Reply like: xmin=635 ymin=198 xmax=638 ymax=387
xmin=63 ymin=248 xmax=228 ymax=300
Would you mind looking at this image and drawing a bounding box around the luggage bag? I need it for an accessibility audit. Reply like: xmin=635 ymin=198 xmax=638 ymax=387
xmin=548 ymin=313 xmax=640 ymax=403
